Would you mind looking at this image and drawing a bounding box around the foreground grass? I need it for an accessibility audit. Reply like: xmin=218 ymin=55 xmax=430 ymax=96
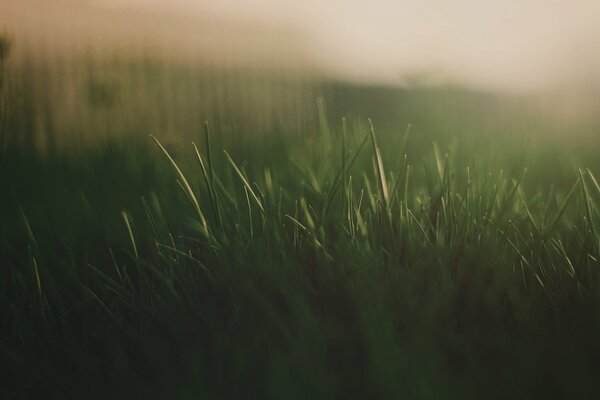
xmin=2 ymin=120 xmax=600 ymax=399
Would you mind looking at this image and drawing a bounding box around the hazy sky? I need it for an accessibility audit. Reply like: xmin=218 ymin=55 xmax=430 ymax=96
xmin=3 ymin=0 xmax=600 ymax=92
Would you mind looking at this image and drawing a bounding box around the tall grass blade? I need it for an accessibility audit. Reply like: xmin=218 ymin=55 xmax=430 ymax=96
xmin=544 ymin=176 xmax=580 ymax=237
xmin=151 ymin=135 xmax=208 ymax=235
xmin=368 ymin=118 xmax=389 ymax=209
xmin=224 ymin=150 xmax=265 ymax=214
xmin=580 ymin=169 xmax=597 ymax=237
xmin=121 ymin=211 xmax=138 ymax=259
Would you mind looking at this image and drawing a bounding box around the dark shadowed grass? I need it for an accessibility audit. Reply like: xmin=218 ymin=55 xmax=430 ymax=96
xmin=2 ymin=117 xmax=600 ymax=399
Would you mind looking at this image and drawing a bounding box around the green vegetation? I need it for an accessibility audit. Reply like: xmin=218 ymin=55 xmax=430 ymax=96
xmin=2 ymin=110 xmax=600 ymax=398
xmin=2 ymin=43 xmax=600 ymax=399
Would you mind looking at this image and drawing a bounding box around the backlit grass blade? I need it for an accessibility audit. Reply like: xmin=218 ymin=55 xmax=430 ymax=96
xmin=495 ymin=168 xmax=526 ymax=223
xmin=244 ymin=186 xmax=254 ymax=240
xmin=485 ymin=170 xmax=503 ymax=219
xmin=193 ymin=142 xmax=221 ymax=226
xmin=580 ymin=169 xmax=597 ymax=237
xmin=368 ymin=118 xmax=389 ymax=209
xmin=151 ymin=135 xmax=208 ymax=235
xmin=390 ymin=154 xmax=408 ymax=205
xmin=224 ymin=150 xmax=265 ymax=214
xmin=433 ymin=142 xmax=444 ymax=185
xmin=32 ymin=255 xmax=42 ymax=300
xmin=204 ymin=121 xmax=214 ymax=184
xmin=121 ymin=210 xmax=138 ymax=259
xmin=544 ymin=176 xmax=580 ymax=237
xmin=323 ymin=128 xmax=370 ymax=218
xmin=586 ymin=168 xmax=600 ymax=197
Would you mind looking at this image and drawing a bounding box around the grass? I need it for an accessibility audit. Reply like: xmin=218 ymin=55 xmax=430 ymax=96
xmin=2 ymin=102 xmax=600 ymax=399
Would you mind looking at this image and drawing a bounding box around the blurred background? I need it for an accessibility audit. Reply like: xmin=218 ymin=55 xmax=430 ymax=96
xmin=1 ymin=0 xmax=600 ymax=151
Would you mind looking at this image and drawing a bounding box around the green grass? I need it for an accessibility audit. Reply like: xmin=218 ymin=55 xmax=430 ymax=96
xmin=2 ymin=110 xmax=600 ymax=399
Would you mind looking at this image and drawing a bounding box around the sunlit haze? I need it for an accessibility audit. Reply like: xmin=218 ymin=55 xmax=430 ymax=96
xmin=3 ymin=0 xmax=600 ymax=92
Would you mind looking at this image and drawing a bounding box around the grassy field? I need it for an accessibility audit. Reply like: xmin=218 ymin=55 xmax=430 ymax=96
xmin=2 ymin=49 xmax=600 ymax=398
xmin=3 ymin=114 xmax=600 ymax=399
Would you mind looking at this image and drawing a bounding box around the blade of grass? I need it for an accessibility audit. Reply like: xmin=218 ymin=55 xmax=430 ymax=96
xmin=121 ymin=211 xmax=138 ymax=259
xmin=544 ymin=176 xmax=580 ymax=238
xmin=224 ymin=150 xmax=265 ymax=214
xmin=580 ymin=169 xmax=597 ymax=237
xmin=151 ymin=135 xmax=208 ymax=235
xmin=368 ymin=118 xmax=390 ymax=209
